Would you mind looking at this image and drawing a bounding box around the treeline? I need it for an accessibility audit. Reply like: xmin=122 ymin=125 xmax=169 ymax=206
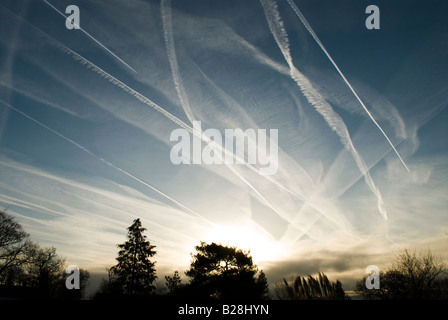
xmin=1 ymin=210 xmax=447 ymax=300
xmin=0 ymin=209 xmax=89 ymax=299
xmin=93 ymin=218 xmax=269 ymax=300
xmin=355 ymin=249 xmax=448 ymax=300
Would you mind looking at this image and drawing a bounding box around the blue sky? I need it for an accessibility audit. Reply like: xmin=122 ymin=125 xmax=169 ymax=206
xmin=1 ymin=0 xmax=447 ymax=289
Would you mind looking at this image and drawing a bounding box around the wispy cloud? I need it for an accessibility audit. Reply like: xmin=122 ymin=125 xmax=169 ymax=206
xmin=0 ymin=98 xmax=212 ymax=228
xmin=0 ymin=157 xmax=210 ymax=268
xmin=2 ymin=6 xmax=297 ymax=234
xmin=0 ymin=2 xmax=29 ymax=143
xmin=160 ymin=0 xmax=292 ymax=225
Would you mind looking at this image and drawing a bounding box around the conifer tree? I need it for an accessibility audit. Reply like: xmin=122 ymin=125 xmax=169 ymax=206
xmin=165 ymin=270 xmax=182 ymax=295
xmin=110 ymin=218 xmax=157 ymax=296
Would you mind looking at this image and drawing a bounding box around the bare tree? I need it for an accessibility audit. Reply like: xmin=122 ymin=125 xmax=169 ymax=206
xmin=56 ymin=267 xmax=90 ymax=300
xmin=19 ymin=245 xmax=66 ymax=296
xmin=356 ymin=249 xmax=447 ymax=299
xmin=0 ymin=209 xmax=32 ymax=281
xmin=1 ymin=209 xmax=90 ymax=299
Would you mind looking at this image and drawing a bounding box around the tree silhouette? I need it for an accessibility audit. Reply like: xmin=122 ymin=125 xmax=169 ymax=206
xmin=165 ymin=270 xmax=182 ymax=295
xmin=1 ymin=211 xmax=66 ymax=298
xmin=185 ymin=242 xmax=268 ymax=299
xmin=110 ymin=218 xmax=157 ymax=296
xmin=275 ymin=272 xmax=348 ymax=300
xmin=25 ymin=245 xmax=66 ymax=297
xmin=55 ymin=267 xmax=90 ymax=300
xmin=0 ymin=209 xmax=32 ymax=280
xmin=0 ymin=210 xmax=91 ymax=299
xmin=256 ymin=270 xmax=269 ymax=298
xmin=356 ymin=249 xmax=447 ymax=300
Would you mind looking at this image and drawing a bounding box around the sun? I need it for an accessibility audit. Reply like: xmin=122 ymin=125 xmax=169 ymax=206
xmin=203 ymin=221 xmax=286 ymax=263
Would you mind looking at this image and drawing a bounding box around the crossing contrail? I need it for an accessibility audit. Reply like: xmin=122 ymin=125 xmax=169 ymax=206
xmin=260 ymin=0 xmax=388 ymax=220
xmin=286 ymin=0 xmax=410 ymax=173
xmin=5 ymin=3 xmax=375 ymax=232
xmin=42 ymin=0 xmax=137 ymax=73
xmin=160 ymin=0 xmax=292 ymax=222
xmin=4 ymin=4 xmax=349 ymax=230
xmin=1 ymin=4 xmax=272 ymax=178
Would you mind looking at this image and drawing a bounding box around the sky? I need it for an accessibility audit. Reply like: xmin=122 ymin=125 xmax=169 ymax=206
xmin=0 ymin=0 xmax=447 ymax=291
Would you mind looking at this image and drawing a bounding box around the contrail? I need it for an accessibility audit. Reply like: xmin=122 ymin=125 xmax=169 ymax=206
xmin=160 ymin=0 xmax=262 ymax=172
xmin=0 ymin=99 xmax=213 ymax=225
xmin=286 ymin=0 xmax=410 ymax=173
xmin=160 ymin=0 xmax=290 ymax=221
xmin=2 ymin=4 xmax=271 ymax=177
xmin=160 ymin=0 xmax=196 ymax=125
xmin=3 ymin=4 xmax=360 ymax=240
xmin=41 ymin=0 xmax=137 ymax=73
xmin=0 ymin=193 xmax=71 ymax=218
xmin=5 ymin=4 xmax=366 ymax=231
xmin=0 ymin=181 xmax=199 ymax=243
xmin=6 ymin=6 xmax=347 ymax=233
xmin=260 ymin=0 xmax=388 ymax=220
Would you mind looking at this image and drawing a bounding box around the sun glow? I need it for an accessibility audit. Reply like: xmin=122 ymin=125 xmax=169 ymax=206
xmin=203 ymin=221 xmax=286 ymax=263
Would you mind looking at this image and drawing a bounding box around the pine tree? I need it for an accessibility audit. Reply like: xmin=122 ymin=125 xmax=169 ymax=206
xmin=165 ymin=270 xmax=182 ymax=295
xmin=256 ymin=270 xmax=269 ymax=299
xmin=110 ymin=218 xmax=157 ymax=296
xmin=185 ymin=242 xmax=268 ymax=299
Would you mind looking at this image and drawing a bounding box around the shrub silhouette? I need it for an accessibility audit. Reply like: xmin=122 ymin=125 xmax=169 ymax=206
xmin=275 ymin=272 xmax=348 ymax=300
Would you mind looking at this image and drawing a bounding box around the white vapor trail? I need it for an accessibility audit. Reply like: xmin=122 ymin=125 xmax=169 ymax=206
xmin=286 ymin=0 xmax=410 ymax=173
xmin=0 ymin=99 xmax=213 ymax=225
xmin=160 ymin=0 xmax=290 ymax=222
xmin=6 ymin=4 xmax=360 ymax=237
xmin=8 ymin=6 xmax=351 ymax=232
xmin=160 ymin=0 xmax=196 ymax=125
xmin=3 ymin=5 xmax=271 ymax=178
xmin=193 ymin=61 xmax=354 ymax=233
xmin=260 ymin=0 xmax=388 ymax=220
xmin=41 ymin=0 xmax=137 ymax=73
xmin=0 ymin=174 xmax=199 ymax=243
xmin=159 ymin=1 xmax=351 ymax=232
